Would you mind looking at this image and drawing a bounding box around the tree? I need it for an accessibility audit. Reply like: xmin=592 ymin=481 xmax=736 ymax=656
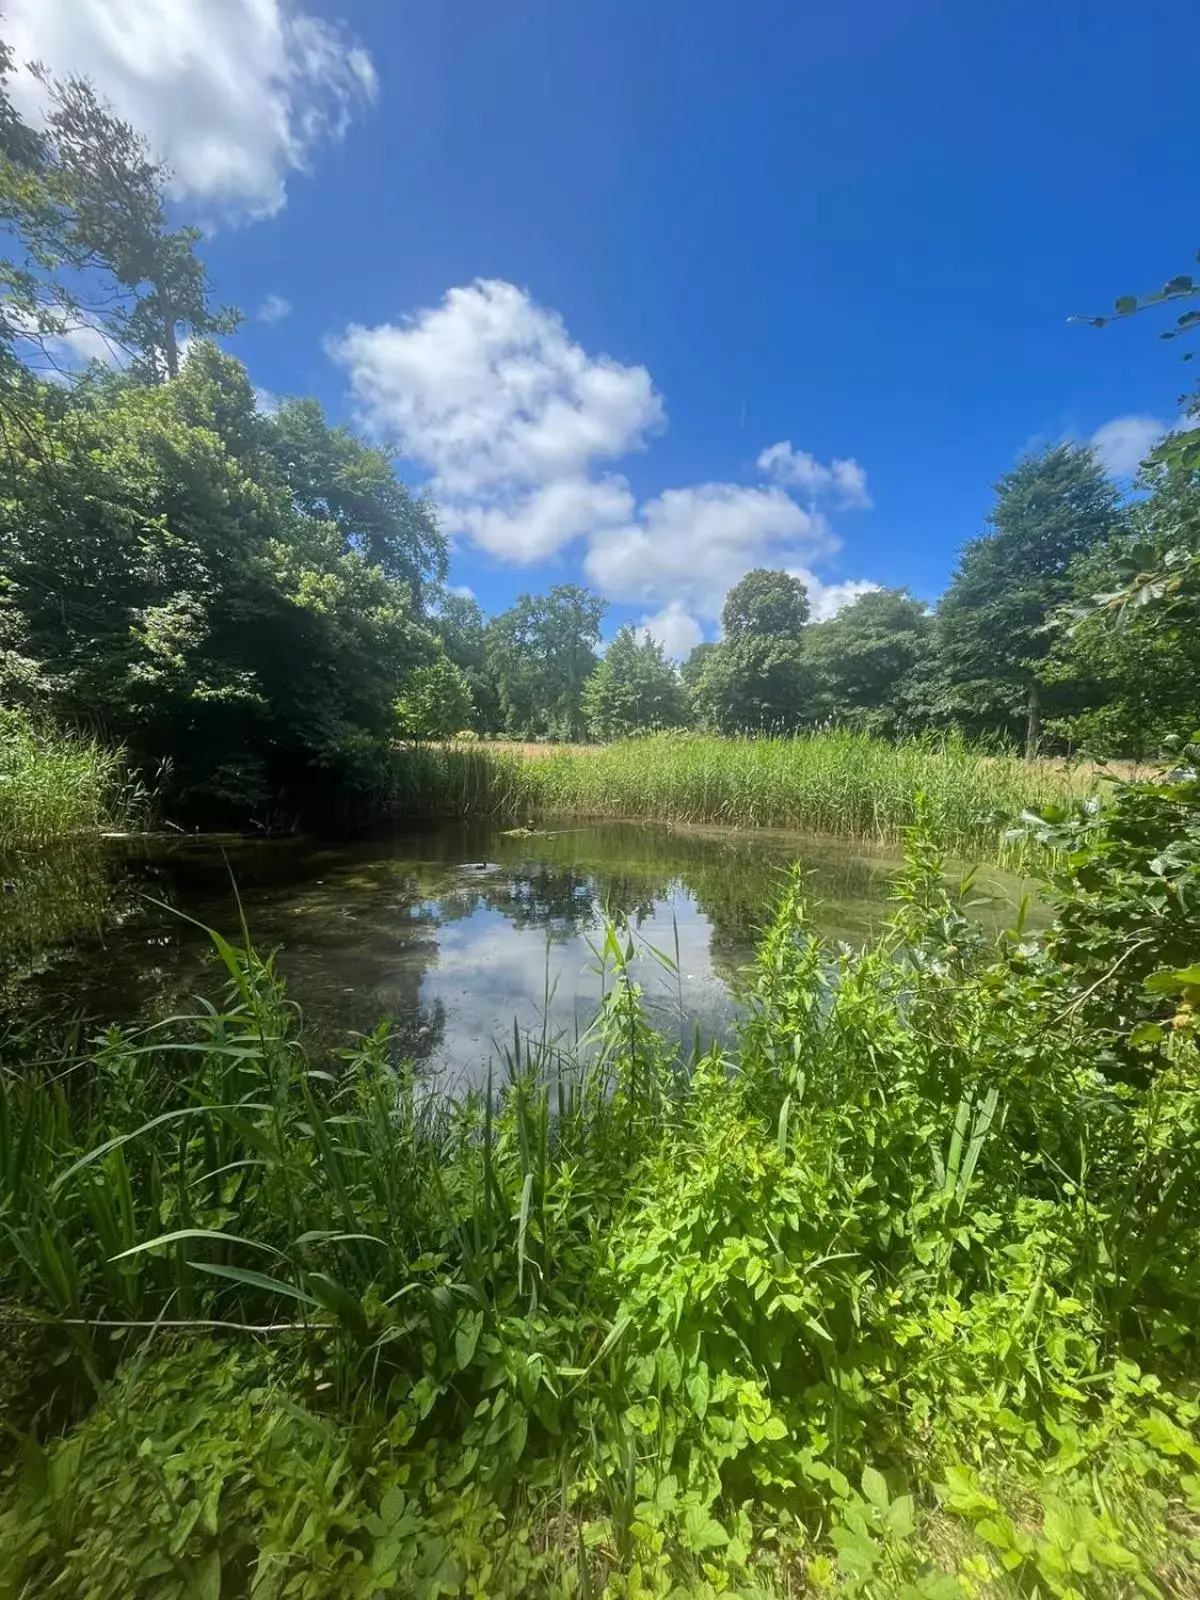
xmin=722 ymin=568 xmax=810 ymax=640
xmin=264 ymin=398 xmax=445 ymax=594
xmin=394 ymin=652 xmax=475 ymax=740
xmin=582 ymin=626 xmax=688 ymax=740
xmin=691 ymin=570 xmax=815 ymax=734
xmin=0 ymin=54 xmax=237 ymax=382
xmin=486 ymin=585 xmax=606 ymax=740
xmin=934 ymin=444 xmax=1124 ymax=756
xmin=1046 ymin=449 xmax=1200 ymax=757
xmin=434 ymin=590 xmax=501 ymax=732
xmin=805 ymin=588 xmax=930 ymax=734
xmin=0 ymin=347 xmax=432 ymax=817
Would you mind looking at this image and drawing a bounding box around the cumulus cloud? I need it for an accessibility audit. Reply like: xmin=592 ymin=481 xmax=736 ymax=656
xmin=586 ymin=483 xmax=835 ymax=620
xmin=788 ymin=569 xmax=881 ymax=621
xmin=332 ymin=279 xmax=662 ymax=514
xmin=637 ymin=602 xmax=705 ymax=660
xmin=331 ymin=277 xmax=877 ymax=623
xmin=258 ymin=294 xmax=293 ymax=324
xmin=1088 ymin=414 xmax=1169 ymax=478
xmin=6 ymin=0 xmax=377 ymax=221
xmin=758 ymin=440 xmax=873 ymax=509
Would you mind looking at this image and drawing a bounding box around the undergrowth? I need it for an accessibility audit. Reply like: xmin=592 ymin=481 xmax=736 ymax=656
xmin=0 ymin=753 xmax=1198 ymax=1597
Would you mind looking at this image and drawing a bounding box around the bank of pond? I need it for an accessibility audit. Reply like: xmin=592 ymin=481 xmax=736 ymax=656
xmin=1 ymin=734 xmax=1197 ymax=1598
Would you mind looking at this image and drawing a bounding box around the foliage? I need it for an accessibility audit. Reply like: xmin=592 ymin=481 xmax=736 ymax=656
xmin=2 ymin=768 xmax=1200 ymax=1594
xmin=486 ymin=584 xmax=606 ymax=741
xmin=805 ymin=588 xmax=931 ymax=735
xmin=0 ymin=347 xmax=445 ymax=819
xmin=722 ymin=568 xmax=811 ymax=640
xmin=512 ymin=729 xmax=1082 ymax=859
xmin=582 ymin=625 xmax=688 ymax=740
xmin=434 ymin=590 xmax=502 ymax=733
xmin=393 ymin=652 xmax=475 ymax=740
xmin=0 ymin=709 xmax=136 ymax=850
xmin=935 ymin=445 xmax=1124 ymax=755
xmin=692 ymin=569 xmax=815 ymax=734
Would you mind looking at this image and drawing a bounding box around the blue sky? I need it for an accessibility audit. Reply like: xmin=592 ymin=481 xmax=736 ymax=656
xmin=10 ymin=0 xmax=1196 ymax=654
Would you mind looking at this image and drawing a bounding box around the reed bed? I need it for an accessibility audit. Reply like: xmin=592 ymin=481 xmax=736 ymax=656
xmin=510 ymin=730 xmax=1088 ymax=858
xmin=0 ymin=712 xmax=135 ymax=851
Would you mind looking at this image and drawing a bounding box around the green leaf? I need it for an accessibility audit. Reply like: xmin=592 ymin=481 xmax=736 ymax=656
xmin=191 ymin=1261 xmax=319 ymax=1306
xmin=455 ymin=1309 xmax=483 ymax=1371
xmin=861 ymin=1465 xmax=889 ymax=1511
xmin=681 ymin=1504 xmax=728 ymax=1552
xmin=109 ymin=1228 xmax=282 ymax=1264
xmin=1114 ymin=295 xmax=1139 ymax=316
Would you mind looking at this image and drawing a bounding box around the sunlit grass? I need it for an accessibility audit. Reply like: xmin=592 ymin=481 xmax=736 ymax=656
xmin=512 ymin=730 xmax=1088 ymax=860
xmin=0 ymin=712 xmax=136 ymax=851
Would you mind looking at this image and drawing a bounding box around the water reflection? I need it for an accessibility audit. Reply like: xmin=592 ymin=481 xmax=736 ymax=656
xmin=2 ymin=821 xmax=1033 ymax=1086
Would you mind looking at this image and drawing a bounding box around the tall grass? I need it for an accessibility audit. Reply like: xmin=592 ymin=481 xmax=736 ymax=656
xmin=514 ymin=730 xmax=1086 ymax=857
xmin=0 ymin=711 xmax=136 ymax=850
xmin=381 ymin=732 xmax=1087 ymax=862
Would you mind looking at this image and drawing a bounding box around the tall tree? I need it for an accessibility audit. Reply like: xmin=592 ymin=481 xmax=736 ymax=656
xmin=582 ymin=626 xmax=688 ymax=740
xmin=805 ymin=588 xmax=930 ymax=734
xmin=693 ymin=570 xmax=815 ymax=734
xmin=487 ymin=585 xmax=606 ymax=740
xmin=264 ymin=398 xmax=445 ymax=594
xmin=935 ymin=444 xmax=1124 ymax=756
xmin=434 ymin=590 xmax=501 ymax=732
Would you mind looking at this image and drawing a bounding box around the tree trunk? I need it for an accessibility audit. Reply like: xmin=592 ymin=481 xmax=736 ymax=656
xmin=162 ymin=314 xmax=179 ymax=380
xmin=1024 ymin=678 xmax=1041 ymax=761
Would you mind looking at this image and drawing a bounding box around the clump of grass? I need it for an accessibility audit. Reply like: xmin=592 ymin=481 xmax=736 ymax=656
xmin=376 ymin=739 xmax=531 ymax=817
xmin=514 ymin=729 xmax=1087 ymax=859
xmin=0 ymin=710 xmax=135 ymax=850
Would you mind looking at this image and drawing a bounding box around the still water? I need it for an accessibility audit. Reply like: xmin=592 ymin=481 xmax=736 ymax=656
xmin=2 ymin=821 xmax=1029 ymax=1087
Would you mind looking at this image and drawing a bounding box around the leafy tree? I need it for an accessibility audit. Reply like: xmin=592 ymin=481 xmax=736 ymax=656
xmin=433 ymin=590 xmax=502 ymax=733
xmin=934 ymin=444 xmax=1124 ymax=755
xmin=486 ymin=585 xmax=605 ymax=740
xmin=692 ymin=570 xmax=815 ymax=734
xmin=582 ymin=626 xmax=688 ymax=740
xmin=0 ymin=51 xmax=236 ymax=381
xmin=264 ymin=398 xmax=445 ymax=593
xmin=1046 ymin=451 xmax=1200 ymax=756
xmin=805 ymin=588 xmax=930 ymax=734
xmin=0 ymin=348 xmax=431 ymax=816
xmin=722 ymin=568 xmax=810 ymax=640
xmin=394 ymin=652 xmax=475 ymax=740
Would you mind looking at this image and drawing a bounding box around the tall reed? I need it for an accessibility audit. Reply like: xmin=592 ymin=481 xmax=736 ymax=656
xmin=0 ymin=711 xmax=136 ymax=850
xmin=511 ymin=730 xmax=1086 ymax=859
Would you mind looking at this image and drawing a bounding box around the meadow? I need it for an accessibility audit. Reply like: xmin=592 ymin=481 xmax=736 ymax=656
xmin=0 ymin=756 xmax=1197 ymax=1597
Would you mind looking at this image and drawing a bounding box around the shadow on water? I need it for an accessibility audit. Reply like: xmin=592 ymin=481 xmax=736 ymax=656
xmin=2 ymin=820 xmax=1038 ymax=1088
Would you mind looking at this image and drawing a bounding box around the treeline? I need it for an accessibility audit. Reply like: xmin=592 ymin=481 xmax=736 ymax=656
xmin=2 ymin=43 xmax=1198 ymax=836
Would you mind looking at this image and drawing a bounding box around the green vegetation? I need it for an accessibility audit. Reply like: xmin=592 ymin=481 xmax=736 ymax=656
xmin=0 ymin=710 xmax=133 ymax=849
xmin=2 ymin=762 xmax=1199 ymax=1596
xmin=514 ymin=731 xmax=1082 ymax=858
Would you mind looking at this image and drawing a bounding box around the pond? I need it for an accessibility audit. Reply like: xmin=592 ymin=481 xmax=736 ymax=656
xmin=1 ymin=820 xmax=1033 ymax=1088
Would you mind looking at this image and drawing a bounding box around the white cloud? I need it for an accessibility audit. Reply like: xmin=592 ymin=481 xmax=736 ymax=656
xmin=586 ymin=483 xmax=835 ymax=619
xmin=258 ymin=293 xmax=292 ymax=324
xmin=452 ymin=476 xmax=635 ymax=564
xmin=253 ymin=385 xmax=281 ymax=415
xmin=449 ymin=584 xmax=476 ymax=600
xmin=637 ymin=601 xmax=705 ymax=660
xmin=331 ymin=278 xmax=878 ymax=625
xmin=787 ymin=569 xmax=881 ymax=621
xmin=1088 ymin=414 xmax=1168 ymax=478
xmin=758 ymin=440 xmax=873 ymax=509
xmin=332 ymin=279 xmax=663 ymax=535
xmin=6 ymin=0 xmax=377 ymax=221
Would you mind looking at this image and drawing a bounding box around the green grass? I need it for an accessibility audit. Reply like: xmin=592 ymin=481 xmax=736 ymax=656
xmin=1 ymin=784 xmax=1197 ymax=1597
xmin=0 ymin=710 xmax=136 ymax=851
xmin=382 ymin=731 xmax=1087 ymax=862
